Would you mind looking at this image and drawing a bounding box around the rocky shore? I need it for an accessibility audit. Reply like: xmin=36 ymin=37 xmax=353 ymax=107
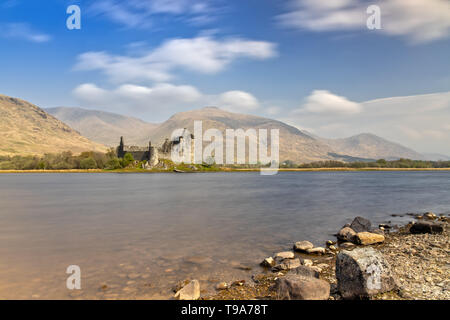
xmin=172 ymin=212 xmax=449 ymax=300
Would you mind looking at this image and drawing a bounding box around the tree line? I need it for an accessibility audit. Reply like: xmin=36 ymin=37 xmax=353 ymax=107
xmin=0 ymin=149 xmax=135 ymax=170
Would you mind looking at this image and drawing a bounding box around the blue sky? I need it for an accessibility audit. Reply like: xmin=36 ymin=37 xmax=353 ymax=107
xmin=1 ymin=0 xmax=449 ymax=153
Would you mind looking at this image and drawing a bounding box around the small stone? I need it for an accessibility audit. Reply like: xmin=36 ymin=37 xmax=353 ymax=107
xmin=294 ymin=241 xmax=314 ymax=252
xmin=339 ymin=242 xmax=355 ymax=249
xmin=410 ymin=221 xmax=444 ymax=234
xmin=310 ymin=266 xmax=322 ymax=273
xmin=174 ymin=280 xmax=201 ymax=300
xmin=216 ymin=282 xmax=228 ymax=290
xmin=127 ymin=273 xmax=140 ymax=280
xmin=350 ymin=216 xmax=372 ymax=233
xmin=306 ymin=247 xmax=326 ymax=255
xmin=288 ymin=265 xmax=320 ymax=278
xmin=231 ymin=280 xmax=245 ymax=287
xmin=275 ymin=251 xmax=295 ymax=260
xmin=355 ymin=232 xmax=385 ymax=245
xmin=329 ymin=245 xmax=337 ymax=251
xmin=260 ymin=257 xmax=276 ymax=268
xmin=424 ymin=212 xmax=437 ymax=220
xmin=337 ymin=227 xmax=357 ymax=242
xmin=303 ymin=259 xmax=313 ymax=267
xmin=273 ymin=258 xmax=301 ymax=271
xmin=326 ymin=240 xmax=336 ymax=246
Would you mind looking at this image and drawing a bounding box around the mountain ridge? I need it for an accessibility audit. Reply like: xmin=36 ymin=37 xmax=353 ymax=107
xmin=47 ymin=106 xmax=427 ymax=163
xmin=0 ymin=95 xmax=107 ymax=156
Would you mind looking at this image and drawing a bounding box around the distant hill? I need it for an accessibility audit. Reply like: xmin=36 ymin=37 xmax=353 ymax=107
xmin=320 ymin=133 xmax=425 ymax=160
xmin=46 ymin=107 xmax=159 ymax=147
xmin=0 ymin=95 xmax=107 ymax=156
xmin=145 ymin=107 xmax=339 ymax=163
xmin=47 ymin=106 xmax=427 ymax=163
xmin=423 ymin=153 xmax=450 ymax=161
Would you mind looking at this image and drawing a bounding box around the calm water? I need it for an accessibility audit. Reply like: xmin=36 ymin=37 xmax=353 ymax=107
xmin=0 ymin=172 xmax=449 ymax=299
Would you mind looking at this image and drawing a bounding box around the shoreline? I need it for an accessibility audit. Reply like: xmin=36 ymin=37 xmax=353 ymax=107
xmin=200 ymin=214 xmax=449 ymax=300
xmin=1 ymin=167 xmax=450 ymax=174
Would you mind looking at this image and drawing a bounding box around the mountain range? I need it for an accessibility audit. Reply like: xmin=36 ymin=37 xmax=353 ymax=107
xmin=45 ymin=105 xmax=433 ymax=162
xmin=0 ymin=93 xmax=439 ymax=161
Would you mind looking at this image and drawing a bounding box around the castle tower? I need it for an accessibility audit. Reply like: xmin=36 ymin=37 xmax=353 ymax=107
xmin=117 ymin=136 xmax=125 ymax=158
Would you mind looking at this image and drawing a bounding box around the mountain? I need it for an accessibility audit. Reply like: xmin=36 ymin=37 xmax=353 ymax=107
xmin=320 ymin=133 xmax=425 ymax=160
xmin=145 ymin=107 xmax=336 ymax=163
xmin=423 ymin=153 xmax=450 ymax=161
xmin=0 ymin=95 xmax=107 ymax=156
xmin=45 ymin=107 xmax=159 ymax=147
xmin=47 ymin=106 xmax=428 ymax=163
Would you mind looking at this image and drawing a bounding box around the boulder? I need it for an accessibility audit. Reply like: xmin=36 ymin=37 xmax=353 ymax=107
xmin=260 ymin=257 xmax=276 ymax=268
xmin=273 ymin=258 xmax=301 ymax=271
xmin=288 ymin=265 xmax=320 ymax=278
xmin=174 ymin=280 xmax=201 ymax=300
xmin=274 ymin=275 xmax=330 ymax=300
xmin=350 ymin=216 xmax=372 ymax=233
xmin=336 ymin=247 xmax=397 ymax=299
xmin=306 ymin=247 xmax=326 ymax=255
xmin=293 ymin=241 xmax=314 ymax=252
xmin=409 ymin=221 xmax=443 ymax=234
xmin=355 ymin=232 xmax=385 ymax=245
xmin=337 ymin=227 xmax=356 ymax=242
xmin=275 ymin=251 xmax=295 ymax=260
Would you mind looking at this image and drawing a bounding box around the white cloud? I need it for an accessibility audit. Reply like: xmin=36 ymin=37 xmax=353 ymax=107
xmin=74 ymin=36 xmax=277 ymax=83
xmin=277 ymin=0 xmax=450 ymax=43
xmin=216 ymin=91 xmax=260 ymax=113
xmin=297 ymin=90 xmax=362 ymax=114
xmin=73 ymin=83 xmax=201 ymax=113
xmin=73 ymin=82 xmax=261 ymax=120
xmin=0 ymin=23 xmax=51 ymax=43
xmin=288 ymin=91 xmax=450 ymax=154
xmin=89 ymin=0 xmax=221 ymax=29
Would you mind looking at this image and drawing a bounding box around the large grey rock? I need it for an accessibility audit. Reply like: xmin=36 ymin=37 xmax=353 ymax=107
xmin=410 ymin=221 xmax=443 ymax=234
xmin=350 ymin=216 xmax=372 ymax=233
xmin=337 ymin=227 xmax=356 ymax=242
xmin=274 ymin=275 xmax=330 ymax=300
xmin=174 ymin=280 xmax=201 ymax=300
xmin=336 ymin=247 xmax=397 ymax=299
xmin=293 ymin=241 xmax=314 ymax=252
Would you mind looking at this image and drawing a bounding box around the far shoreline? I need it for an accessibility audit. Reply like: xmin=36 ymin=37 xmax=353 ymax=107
xmin=1 ymin=167 xmax=450 ymax=174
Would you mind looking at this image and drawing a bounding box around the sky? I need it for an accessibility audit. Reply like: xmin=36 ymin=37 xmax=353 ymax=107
xmin=0 ymin=0 xmax=449 ymax=154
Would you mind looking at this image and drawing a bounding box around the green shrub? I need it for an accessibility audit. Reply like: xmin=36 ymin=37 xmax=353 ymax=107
xmin=79 ymin=157 xmax=97 ymax=169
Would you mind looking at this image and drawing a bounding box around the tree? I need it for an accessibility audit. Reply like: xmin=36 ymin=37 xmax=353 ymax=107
xmin=121 ymin=152 xmax=134 ymax=168
xmin=80 ymin=157 xmax=97 ymax=169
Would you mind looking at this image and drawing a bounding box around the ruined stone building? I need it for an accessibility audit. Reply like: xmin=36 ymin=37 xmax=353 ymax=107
xmin=117 ymin=137 xmax=159 ymax=166
xmin=116 ymin=129 xmax=194 ymax=167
